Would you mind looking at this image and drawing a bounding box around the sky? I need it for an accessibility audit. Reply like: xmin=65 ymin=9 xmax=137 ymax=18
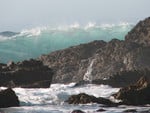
xmin=0 ymin=0 xmax=150 ymax=31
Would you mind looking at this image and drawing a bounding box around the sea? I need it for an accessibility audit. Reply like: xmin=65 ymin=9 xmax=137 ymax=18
xmin=0 ymin=22 xmax=133 ymax=63
xmin=1 ymin=23 xmax=150 ymax=113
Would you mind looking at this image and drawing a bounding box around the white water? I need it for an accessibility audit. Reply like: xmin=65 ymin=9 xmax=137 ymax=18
xmin=83 ymin=59 xmax=95 ymax=82
xmin=0 ymin=84 xmax=149 ymax=113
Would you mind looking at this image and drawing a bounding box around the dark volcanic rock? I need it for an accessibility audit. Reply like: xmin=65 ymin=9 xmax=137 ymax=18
xmin=38 ymin=17 xmax=150 ymax=86
xmin=65 ymin=93 xmax=117 ymax=106
xmin=0 ymin=59 xmax=53 ymax=88
xmin=113 ymin=76 xmax=150 ymax=105
xmin=0 ymin=88 xmax=19 ymax=108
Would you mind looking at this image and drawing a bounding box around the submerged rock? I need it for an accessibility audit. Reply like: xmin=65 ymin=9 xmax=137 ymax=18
xmin=96 ymin=108 xmax=106 ymax=112
xmin=0 ymin=59 xmax=53 ymax=88
xmin=71 ymin=110 xmax=85 ymax=113
xmin=0 ymin=88 xmax=19 ymax=108
xmin=65 ymin=93 xmax=117 ymax=106
xmin=123 ymin=109 xmax=137 ymax=112
xmin=113 ymin=76 xmax=150 ymax=105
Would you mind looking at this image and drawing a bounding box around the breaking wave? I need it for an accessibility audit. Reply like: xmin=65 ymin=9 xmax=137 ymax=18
xmin=0 ymin=22 xmax=134 ymax=63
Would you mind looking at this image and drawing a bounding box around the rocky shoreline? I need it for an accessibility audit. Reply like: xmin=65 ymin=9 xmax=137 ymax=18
xmin=0 ymin=17 xmax=150 ymax=109
xmin=1 ymin=17 xmax=150 ymax=88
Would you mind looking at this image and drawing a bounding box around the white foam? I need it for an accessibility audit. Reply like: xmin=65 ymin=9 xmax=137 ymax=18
xmin=83 ymin=59 xmax=95 ymax=82
xmin=0 ymin=22 xmax=134 ymax=40
xmin=0 ymin=35 xmax=16 ymax=41
xmin=11 ymin=83 xmax=119 ymax=106
xmin=1 ymin=84 xmax=149 ymax=113
xmin=84 ymin=22 xmax=96 ymax=29
xmin=19 ymin=27 xmax=47 ymax=37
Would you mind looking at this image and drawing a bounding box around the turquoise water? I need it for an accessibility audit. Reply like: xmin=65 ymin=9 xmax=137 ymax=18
xmin=0 ymin=23 xmax=134 ymax=63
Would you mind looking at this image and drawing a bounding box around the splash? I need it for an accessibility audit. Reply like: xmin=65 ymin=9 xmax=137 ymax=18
xmin=83 ymin=59 xmax=95 ymax=83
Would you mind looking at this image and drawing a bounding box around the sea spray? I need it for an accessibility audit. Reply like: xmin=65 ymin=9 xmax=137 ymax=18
xmin=83 ymin=59 xmax=95 ymax=83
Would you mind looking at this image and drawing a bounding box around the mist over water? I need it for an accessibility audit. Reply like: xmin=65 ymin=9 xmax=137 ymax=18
xmin=0 ymin=23 xmax=134 ymax=63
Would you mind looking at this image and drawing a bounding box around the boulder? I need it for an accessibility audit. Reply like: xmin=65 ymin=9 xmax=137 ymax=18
xmin=0 ymin=59 xmax=53 ymax=88
xmin=65 ymin=93 xmax=117 ymax=106
xmin=0 ymin=88 xmax=19 ymax=108
xmin=113 ymin=76 xmax=150 ymax=105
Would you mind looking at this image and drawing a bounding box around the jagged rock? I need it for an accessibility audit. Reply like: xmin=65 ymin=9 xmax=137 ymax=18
xmin=65 ymin=93 xmax=117 ymax=106
xmin=0 ymin=88 xmax=19 ymax=108
xmin=125 ymin=17 xmax=150 ymax=46
xmin=113 ymin=76 xmax=150 ymax=105
xmin=39 ymin=40 xmax=106 ymax=83
xmin=38 ymin=17 xmax=150 ymax=86
xmin=0 ymin=59 xmax=53 ymax=88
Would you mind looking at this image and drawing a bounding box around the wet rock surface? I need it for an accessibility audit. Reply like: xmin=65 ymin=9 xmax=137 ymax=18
xmin=65 ymin=93 xmax=117 ymax=106
xmin=0 ymin=88 xmax=19 ymax=108
xmin=113 ymin=76 xmax=150 ymax=105
xmin=0 ymin=59 xmax=53 ymax=88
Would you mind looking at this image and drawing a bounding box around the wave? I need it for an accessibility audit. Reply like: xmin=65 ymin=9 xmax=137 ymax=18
xmin=0 ymin=22 xmax=134 ymax=63
xmin=0 ymin=22 xmax=134 ymax=39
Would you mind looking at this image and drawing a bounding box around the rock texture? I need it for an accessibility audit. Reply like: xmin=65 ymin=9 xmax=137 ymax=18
xmin=39 ymin=40 xmax=106 ymax=83
xmin=92 ymin=69 xmax=150 ymax=87
xmin=125 ymin=17 xmax=150 ymax=46
xmin=0 ymin=59 xmax=53 ymax=88
xmin=113 ymin=76 xmax=150 ymax=105
xmin=38 ymin=17 xmax=150 ymax=86
xmin=65 ymin=93 xmax=117 ymax=106
xmin=0 ymin=88 xmax=19 ymax=108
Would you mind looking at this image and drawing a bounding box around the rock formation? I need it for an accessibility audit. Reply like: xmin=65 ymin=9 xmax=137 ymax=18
xmin=39 ymin=40 xmax=106 ymax=83
xmin=113 ymin=76 xmax=150 ymax=105
xmin=0 ymin=59 xmax=53 ymax=88
xmin=38 ymin=17 xmax=150 ymax=86
xmin=92 ymin=69 xmax=150 ymax=87
xmin=0 ymin=88 xmax=19 ymax=108
xmin=65 ymin=93 xmax=117 ymax=106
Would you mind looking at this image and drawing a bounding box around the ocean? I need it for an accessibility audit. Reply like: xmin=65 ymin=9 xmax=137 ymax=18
xmin=0 ymin=22 xmax=133 ymax=63
xmin=1 ymin=22 xmax=149 ymax=113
